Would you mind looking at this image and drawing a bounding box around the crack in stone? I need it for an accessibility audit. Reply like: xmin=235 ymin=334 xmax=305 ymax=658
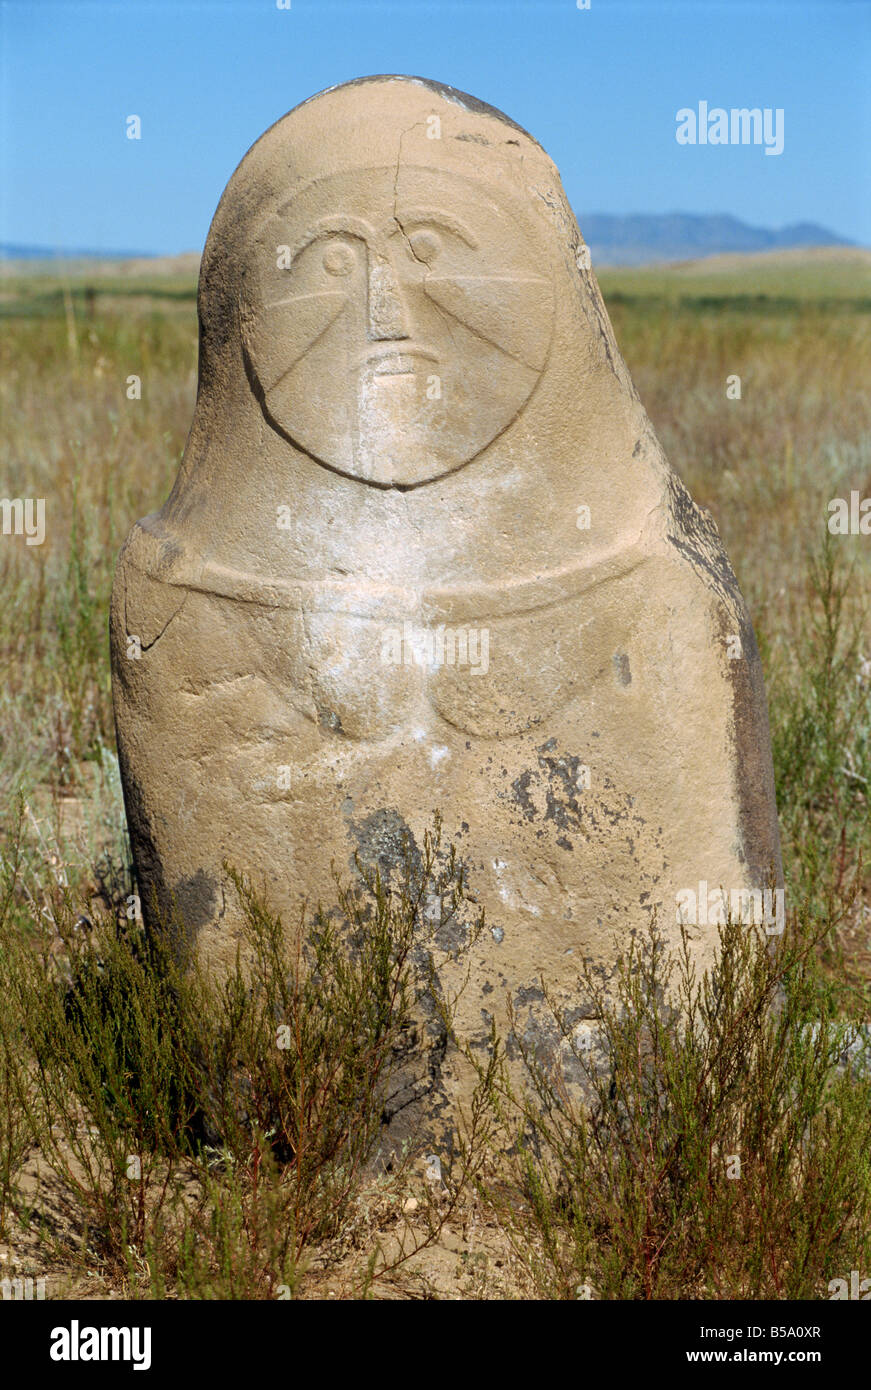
xmin=125 ymin=583 xmax=189 ymax=652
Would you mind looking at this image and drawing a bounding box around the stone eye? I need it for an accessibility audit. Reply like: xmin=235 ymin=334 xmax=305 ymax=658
xmin=408 ymin=228 xmax=442 ymax=265
xmin=322 ymin=241 xmax=356 ymax=276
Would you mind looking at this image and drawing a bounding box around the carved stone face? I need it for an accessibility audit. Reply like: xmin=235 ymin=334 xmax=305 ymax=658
xmin=241 ymin=164 xmax=554 ymax=487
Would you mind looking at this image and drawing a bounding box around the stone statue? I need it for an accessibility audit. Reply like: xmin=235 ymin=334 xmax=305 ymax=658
xmin=110 ymin=76 xmax=782 ymax=1141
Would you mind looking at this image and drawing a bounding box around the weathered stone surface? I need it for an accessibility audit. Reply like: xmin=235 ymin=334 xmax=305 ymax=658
xmin=110 ymin=76 xmax=782 ymax=1147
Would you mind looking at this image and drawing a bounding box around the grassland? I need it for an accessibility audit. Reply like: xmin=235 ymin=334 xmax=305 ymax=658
xmin=0 ymin=249 xmax=869 ymax=1298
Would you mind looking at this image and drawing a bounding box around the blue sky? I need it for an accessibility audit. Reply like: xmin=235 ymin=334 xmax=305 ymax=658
xmin=1 ymin=0 xmax=868 ymax=253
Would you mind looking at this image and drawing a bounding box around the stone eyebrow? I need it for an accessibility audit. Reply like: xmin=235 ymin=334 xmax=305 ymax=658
xmin=391 ymin=208 xmax=479 ymax=248
xmin=281 ymin=214 xmax=378 ymax=261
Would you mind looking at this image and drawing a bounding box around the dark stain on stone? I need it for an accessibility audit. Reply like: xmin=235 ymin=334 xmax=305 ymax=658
xmin=171 ymin=869 xmax=220 ymax=936
xmin=117 ymin=758 xmax=188 ymax=948
xmin=116 ymin=743 xmax=226 ymax=964
xmin=511 ymin=768 xmax=538 ymax=822
xmin=664 ymin=495 xmax=781 ymax=891
xmin=292 ymin=74 xmax=546 ymax=148
xmin=349 ymin=807 xmax=421 ymax=883
xmin=515 ymin=984 xmax=546 ymax=1007
xmin=373 ymin=1003 xmax=451 ymax=1164
xmin=714 ymin=604 xmax=784 ymax=888
xmin=538 ymin=747 xmax=587 ymax=831
xmin=613 ymin=651 xmax=632 ymax=686
xmin=116 ymin=758 xmax=162 ymax=918
xmin=316 ymin=704 xmax=344 ymax=733
xmin=665 ymin=471 xmax=739 ymax=606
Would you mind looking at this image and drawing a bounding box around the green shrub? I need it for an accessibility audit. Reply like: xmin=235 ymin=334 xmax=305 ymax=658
xmin=480 ymin=912 xmax=871 ymax=1300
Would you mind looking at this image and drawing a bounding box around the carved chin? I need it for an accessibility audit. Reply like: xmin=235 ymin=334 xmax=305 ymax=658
xmin=260 ymin=334 xmax=544 ymax=487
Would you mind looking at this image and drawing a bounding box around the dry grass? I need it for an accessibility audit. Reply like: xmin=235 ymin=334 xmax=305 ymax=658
xmin=0 ymin=253 xmax=869 ymax=1298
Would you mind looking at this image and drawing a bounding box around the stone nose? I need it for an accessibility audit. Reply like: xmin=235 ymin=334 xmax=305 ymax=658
xmin=367 ymin=254 xmax=410 ymax=341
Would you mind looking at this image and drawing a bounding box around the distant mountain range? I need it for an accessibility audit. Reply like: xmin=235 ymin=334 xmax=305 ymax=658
xmin=580 ymin=214 xmax=854 ymax=266
xmin=0 ymin=242 xmax=152 ymax=261
xmin=0 ymin=215 xmax=857 ymax=268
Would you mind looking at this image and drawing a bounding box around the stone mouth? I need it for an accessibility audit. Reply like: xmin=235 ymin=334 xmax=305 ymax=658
xmin=361 ymin=344 xmax=437 ymax=375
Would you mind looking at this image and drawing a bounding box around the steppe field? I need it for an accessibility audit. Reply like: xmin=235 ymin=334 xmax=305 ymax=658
xmin=0 ymin=246 xmax=869 ymax=1299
